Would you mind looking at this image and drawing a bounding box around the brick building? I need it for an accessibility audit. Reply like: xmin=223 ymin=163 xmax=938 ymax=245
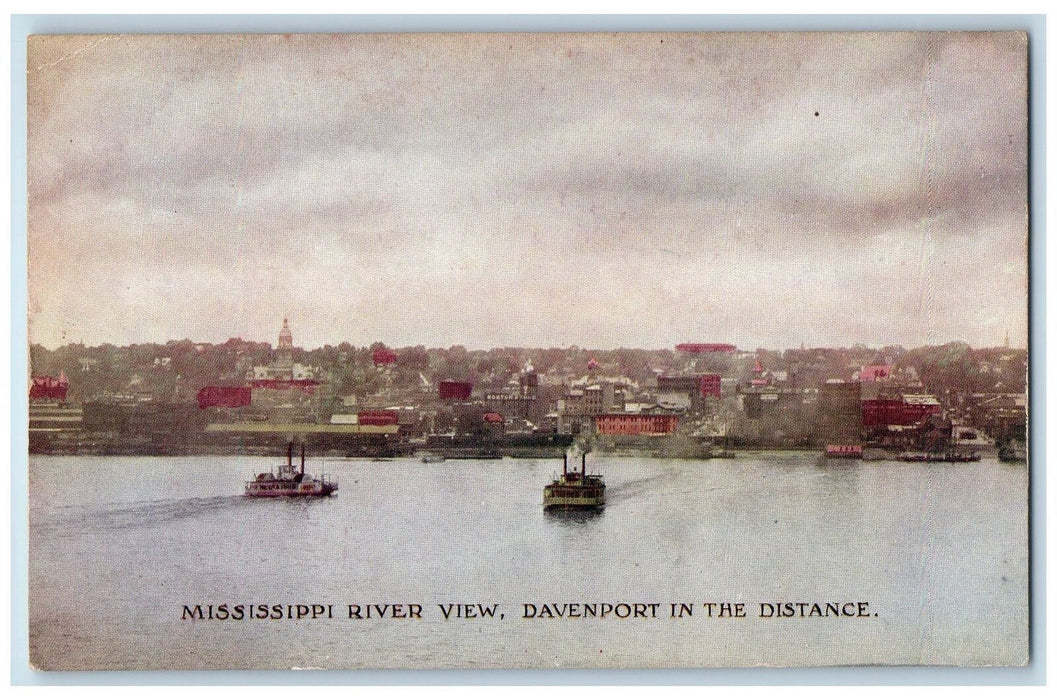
xmin=595 ymin=413 xmax=679 ymax=436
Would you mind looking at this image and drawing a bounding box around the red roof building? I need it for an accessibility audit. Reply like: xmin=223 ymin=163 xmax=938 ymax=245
xmin=700 ymin=374 xmax=722 ymax=398
xmin=438 ymin=380 xmax=473 ymax=401
xmin=861 ymin=394 xmax=941 ymax=427
xmin=196 ymin=386 xmax=252 ymax=409
xmin=595 ymin=413 xmax=679 ymax=436
xmin=357 ymin=410 xmax=399 ymax=426
xmin=372 ymin=348 xmax=398 ymax=366
xmin=29 ymin=373 xmax=69 ymax=401
xmin=860 ymin=365 xmax=893 ymax=381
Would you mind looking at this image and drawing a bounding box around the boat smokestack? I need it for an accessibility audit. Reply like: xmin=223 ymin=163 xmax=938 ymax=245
xmin=563 ymin=452 xmax=568 ymax=476
xmin=300 ymin=443 xmax=305 ymax=475
xmin=581 ymin=452 xmax=586 ymax=477
xmin=287 ymin=442 xmax=293 ymax=466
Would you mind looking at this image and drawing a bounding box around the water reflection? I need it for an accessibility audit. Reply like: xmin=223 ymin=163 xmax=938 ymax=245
xmin=543 ymin=507 xmax=605 ymax=525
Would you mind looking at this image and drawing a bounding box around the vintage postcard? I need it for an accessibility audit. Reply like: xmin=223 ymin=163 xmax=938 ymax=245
xmin=26 ymin=32 xmax=1028 ymax=670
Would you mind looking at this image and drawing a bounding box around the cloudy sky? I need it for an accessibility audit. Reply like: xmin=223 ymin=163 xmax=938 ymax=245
xmin=27 ymin=32 xmax=1027 ymax=351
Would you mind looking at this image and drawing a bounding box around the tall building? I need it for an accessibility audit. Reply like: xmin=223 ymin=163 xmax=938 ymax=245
xmin=816 ymin=381 xmax=863 ymax=444
xmin=247 ymin=317 xmax=316 ymax=383
xmin=277 ymin=317 xmax=294 ymax=368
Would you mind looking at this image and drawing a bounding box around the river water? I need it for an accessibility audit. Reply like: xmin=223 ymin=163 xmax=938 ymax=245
xmin=27 ymin=453 xmax=1028 ymax=670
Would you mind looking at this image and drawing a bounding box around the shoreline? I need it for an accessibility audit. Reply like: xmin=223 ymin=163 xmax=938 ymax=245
xmin=26 ymin=444 xmax=1000 ymax=459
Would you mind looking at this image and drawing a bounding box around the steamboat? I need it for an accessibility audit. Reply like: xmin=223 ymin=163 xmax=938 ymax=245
xmin=543 ymin=452 xmax=605 ymax=510
xmin=245 ymin=443 xmax=338 ymax=498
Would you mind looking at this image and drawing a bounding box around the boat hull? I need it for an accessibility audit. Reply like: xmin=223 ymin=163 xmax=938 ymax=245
xmin=245 ymin=482 xmax=337 ymax=497
xmin=245 ymin=485 xmax=337 ymax=497
xmin=543 ymin=495 xmax=605 ymax=509
xmin=543 ymin=479 xmax=605 ymax=509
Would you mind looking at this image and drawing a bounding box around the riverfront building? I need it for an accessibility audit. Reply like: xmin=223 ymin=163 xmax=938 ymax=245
xmin=595 ymin=413 xmax=679 ymax=436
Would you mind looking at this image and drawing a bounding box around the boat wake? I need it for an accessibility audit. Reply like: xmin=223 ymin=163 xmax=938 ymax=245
xmin=604 ymin=468 xmax=680 ymax=503
xmin=33 ymin=495 xmax=250 ymax=534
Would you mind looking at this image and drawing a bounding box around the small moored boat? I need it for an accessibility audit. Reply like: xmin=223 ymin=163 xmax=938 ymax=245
xmin=824 ymin=444 xmax=863 ymax=459
xmin=997 ymin=440 xmax=1027 ymax=463
xmin=817 ymin=444 xmax=863 ymax=466
xmin=896 ymin=450 xmax=981 ymax=463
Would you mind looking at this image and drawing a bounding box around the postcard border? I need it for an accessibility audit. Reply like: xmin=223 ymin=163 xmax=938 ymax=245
xmin=8 ymin=12 xmax=1047 ymax=686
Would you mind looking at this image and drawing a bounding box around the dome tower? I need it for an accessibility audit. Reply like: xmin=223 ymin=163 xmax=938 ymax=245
xmin=277 ymin=317 xmax=294 ymax=368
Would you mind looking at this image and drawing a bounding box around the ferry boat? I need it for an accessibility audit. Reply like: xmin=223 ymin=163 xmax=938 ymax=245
xmin=245 ymin=443 xmax=338 ymax=498
xmin=543 ymin=453 xmax=605 ymax=510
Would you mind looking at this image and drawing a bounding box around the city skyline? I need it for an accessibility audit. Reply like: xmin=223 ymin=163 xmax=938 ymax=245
xmin=29 ymin=313 xmax=1027 ymax=355
xmin=28 ymin=33 xmax=1028 ymax=352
